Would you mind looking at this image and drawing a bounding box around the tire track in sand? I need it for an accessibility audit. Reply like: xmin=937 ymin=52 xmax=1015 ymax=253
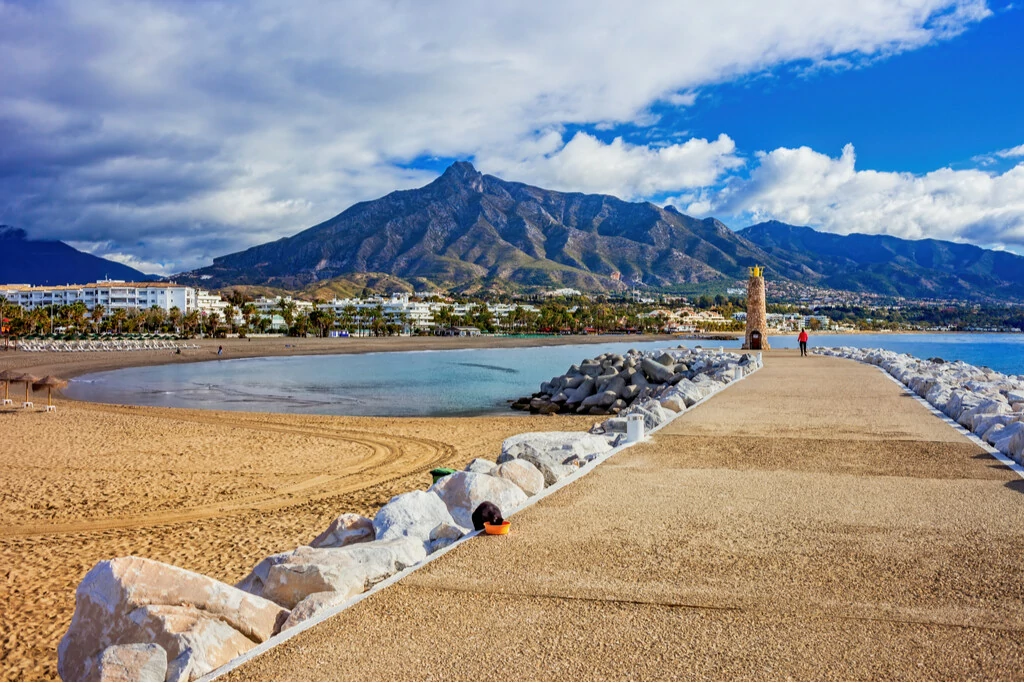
xmin=2 ymin=405 xmax=457 ymax=538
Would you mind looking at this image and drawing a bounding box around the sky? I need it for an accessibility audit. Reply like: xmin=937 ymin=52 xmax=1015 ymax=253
xmin=1 ymin=0 xmax=1022 ymax=275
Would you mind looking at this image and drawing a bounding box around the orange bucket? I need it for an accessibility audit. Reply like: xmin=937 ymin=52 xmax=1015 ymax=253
xmin=483 ymin=520 xmax=511 ymax=535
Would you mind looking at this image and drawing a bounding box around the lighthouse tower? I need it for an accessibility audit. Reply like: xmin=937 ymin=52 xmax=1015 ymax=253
xmin=742 ymin=266 xmax=770 ymax=350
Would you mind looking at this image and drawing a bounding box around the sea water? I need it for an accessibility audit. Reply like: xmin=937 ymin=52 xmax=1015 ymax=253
xmin=64 ymin=333 xmax=1024 ymax=416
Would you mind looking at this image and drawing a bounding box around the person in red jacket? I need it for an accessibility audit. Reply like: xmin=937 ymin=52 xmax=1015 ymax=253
xmin=798 ymin=328 xmax=809 ymax=356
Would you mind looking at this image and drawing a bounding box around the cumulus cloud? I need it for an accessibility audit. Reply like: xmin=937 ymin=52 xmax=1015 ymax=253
xmin=478 ymin=132 xmax=744 ymax=199
xmin=699 ymin=144 xmax=1024 ymax=249
xmin=0 ymin=0 xmax=993 ymax=272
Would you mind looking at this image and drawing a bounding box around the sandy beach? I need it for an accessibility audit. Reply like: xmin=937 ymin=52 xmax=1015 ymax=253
xmin=0 ymin=335 xmax=660 ymax=681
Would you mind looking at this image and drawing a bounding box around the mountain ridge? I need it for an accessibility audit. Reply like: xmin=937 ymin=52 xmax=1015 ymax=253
xmin=739 ymin=221 xmax=1024 ymax=301
xmin=188 ymin=162 xmax=783 ymax=291
xmin=0 ymin=226 xmax=152 ymax=286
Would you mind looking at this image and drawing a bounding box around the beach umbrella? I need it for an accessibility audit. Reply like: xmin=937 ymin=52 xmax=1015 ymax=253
xmin=34 ymin=375 xmax=67 ymax=408
xmin=0 ymin=369 xmax=17 ymax=403
xmin=15 ymin=373 xmax=40 ymax=404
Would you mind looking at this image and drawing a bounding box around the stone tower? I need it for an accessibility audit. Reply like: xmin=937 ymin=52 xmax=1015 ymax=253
xmin=742 ymin=266 xmax=770 ymax=350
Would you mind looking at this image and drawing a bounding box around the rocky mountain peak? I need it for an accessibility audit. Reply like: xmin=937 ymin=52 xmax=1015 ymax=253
xmin=435 ymin=160 xmax=485 ymax=192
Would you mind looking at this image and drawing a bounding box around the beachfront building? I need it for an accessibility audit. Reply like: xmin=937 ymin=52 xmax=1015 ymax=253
xmin=251 ymin=296 xmax=314 ymax=316
xmin=317 ymin=294 xmax=433 ymax=335
xmin=196 ymin=290 xmax=229 ymax=317
xmin=0 ymin=281 xmax=200 ymax=315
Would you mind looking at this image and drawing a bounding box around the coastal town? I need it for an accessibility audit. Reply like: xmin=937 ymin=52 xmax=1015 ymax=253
xmin=4 ymin=279 xmax=1023 ymax=344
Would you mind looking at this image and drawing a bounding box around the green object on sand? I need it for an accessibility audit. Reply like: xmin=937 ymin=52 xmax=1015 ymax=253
xmin=430 ymin=467 xmax=456 ymax=484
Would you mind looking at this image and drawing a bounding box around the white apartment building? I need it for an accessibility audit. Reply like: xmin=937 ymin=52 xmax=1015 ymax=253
xmin=0 ymin=281 xmax=198 ymax=314
xmin=251 ymin=296 xmax=314 ymax=315
xmin=196 ymin=290 xmax=229 ymax=317
xmin=318 ymin=294 xmax=433 ymax=333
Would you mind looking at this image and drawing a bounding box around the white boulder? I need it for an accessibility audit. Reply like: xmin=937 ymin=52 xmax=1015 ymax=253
xmin=58 ymin=557 xmax=288 ymax=683
xmin=429 ymin=471 xmax=528 ymax=529
xmin=426 ymin=522 xmax=465 ymax=553
xmin=94 ymin=644 xmax=168 ymax=682
xmin=372 ymin=490 xmax=456 ymax=545
xmin=491 ymin=459 xmax=546 ymax=497
xmin=310 ymin=513 xmax=374 ymax=549
xmin=281 ymin=591 xmax=352 ymax=631
xmin=262 ymin=538 xmax=426 ymax=609
xmin=464 ymin=458 xmax=497 ymax=474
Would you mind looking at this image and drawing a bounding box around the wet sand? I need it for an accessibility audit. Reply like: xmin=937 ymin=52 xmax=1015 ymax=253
xmin=228 ymin=350 xmax=1024 ymax=681
xmin=0 ymin=335 xmax=651 ymax=681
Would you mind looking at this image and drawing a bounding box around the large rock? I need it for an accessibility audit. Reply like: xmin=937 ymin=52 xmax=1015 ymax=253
xmin=500 ymin=431 xmax=614 ymax=463
xmin=498 ymin=432 xmax=613 ymax=486
xmin=426 ymin=522 xmax=465 ymax=553
xmin=280 ymin=591 xmax=352 ymax=631
xmin=641 ymin=358 xmax=675 ymax=384
xmin=262 ymin=539 xmax=426 ymax=609
xmin=959 ymin=398 xmax=1010 ymax=429
xmin=995 ymin=421 xmax=1024 ymax=456
xmin=95 ymin=644 xmax=168 ymax=682
xmin=464 ymin=458 xmax=497 ymax=474
xmin=429 ymin=471 xmax=528 ymax=529
xmin=372 ymin=490 xmax=456 ymax=544
xmin=310 ymin=513 xmax=374 ymax=549
xmin=564 ymin=378 xmax=595 ymax=404
xmin=129 ymin=605 xmax=253 ymax=682
xmin=581 ymin=390 xmax=617 ymax=407
xmin=58 ymin=557 xmax=288 ymax=683
xmin=668 ymin=380 xmax=704 ymax=408
xmin=491 ymin=459 xmax=545 ymax=497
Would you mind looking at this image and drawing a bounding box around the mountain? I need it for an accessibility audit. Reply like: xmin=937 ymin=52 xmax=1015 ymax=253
xmin=187 ymin=162 xmax=781 ymax=291
xmin=0 ymin=226 xmax=151 ymax=286
xmin=740 ymin=221 xmax=1024 ymax=301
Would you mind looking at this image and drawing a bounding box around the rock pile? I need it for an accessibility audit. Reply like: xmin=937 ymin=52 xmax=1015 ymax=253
xmin=58 ymin=346 xmax=762 ymax=681
xmin=510 ymin=347 xmax=761 ymax=416
xmin=815 ymin=347 xmax=1024 ymax=462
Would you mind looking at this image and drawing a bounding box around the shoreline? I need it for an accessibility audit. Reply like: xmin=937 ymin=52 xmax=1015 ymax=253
xmin=0 ymin=333 xmax=680 ymax=397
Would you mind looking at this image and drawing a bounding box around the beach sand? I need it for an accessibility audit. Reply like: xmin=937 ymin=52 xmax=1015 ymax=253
xmin=0 ymin=335 xmax=648 ymax=681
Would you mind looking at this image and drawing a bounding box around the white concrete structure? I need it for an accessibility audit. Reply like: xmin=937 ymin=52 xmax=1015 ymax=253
xmin=0 ymin=281 xmax=197 ymax=314
xmin=196 ymin=290 xmax=229 ymax=317
xmin=251 ymin=296 xmax=314 ymax=315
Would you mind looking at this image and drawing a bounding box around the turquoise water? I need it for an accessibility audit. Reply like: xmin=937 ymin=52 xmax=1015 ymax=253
xmin=64 ymin=333 xmax=1024 ymax=416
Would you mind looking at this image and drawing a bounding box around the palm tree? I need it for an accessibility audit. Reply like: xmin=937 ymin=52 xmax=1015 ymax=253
xmin=341 ymin=304 xmax=358 ymax=336
xmin=207 ymin=312 xmax=222 ymax=337
xmin=91 ymin=304 xmax=106 ymax=333
xmin=223 ymin=305 xmax=237 ymax=334
xmin=276 ymin=298 xmax=295 ymax=330
xmin=182 ymin=310 xmax=201 ymax=337
xmin=110 ymin=308 xmax=129 ymax=335
xmin=241 ymin=303 xmax=257 ymax=331
xmin=292 ymin=312 xmax=310 ymax=337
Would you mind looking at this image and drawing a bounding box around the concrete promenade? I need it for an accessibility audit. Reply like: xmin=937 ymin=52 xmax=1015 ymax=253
xmin=226 ymin=350 xmax=1024 ymax=680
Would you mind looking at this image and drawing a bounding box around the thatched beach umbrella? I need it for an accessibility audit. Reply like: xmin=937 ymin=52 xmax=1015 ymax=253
xmin=15 ymin=373 xmax=40 ymax=405
xmin=0 ymin=369 xmax=17 ymax=404
xmin=34 ymin=375 xmax=67 ymax=409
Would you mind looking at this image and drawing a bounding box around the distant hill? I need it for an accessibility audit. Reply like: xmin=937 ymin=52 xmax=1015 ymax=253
xmin=186 ymin=162 xmax=782 ymax=291
xmin=740 ymin=221 xmax=1024 ymax=301
xmin=0 ymin=226 xmax=151 ymax=286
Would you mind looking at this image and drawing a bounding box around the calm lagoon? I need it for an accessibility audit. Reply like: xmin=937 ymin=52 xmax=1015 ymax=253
xmin=64 ymin=333 xmax=1024 ymax=416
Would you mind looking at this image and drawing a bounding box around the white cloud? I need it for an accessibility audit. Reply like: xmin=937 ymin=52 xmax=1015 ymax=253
xmin=478 ymin=132 xmax=743 ymax=199
xmin=0 ymin=0 xmax=993 ymax=271
xmin=702 ymin=143 xmax=1024 ymax=248
xmin=996 ymin=144 xmax=1024 ymax=158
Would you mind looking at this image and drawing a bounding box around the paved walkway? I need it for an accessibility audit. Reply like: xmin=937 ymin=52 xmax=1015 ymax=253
xmin=226 ymin=350 xmax=1024 ymax=680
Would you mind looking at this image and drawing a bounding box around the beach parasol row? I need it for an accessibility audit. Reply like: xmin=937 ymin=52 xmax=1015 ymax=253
xmin=0 ymin=370 xmax=65 ymax=411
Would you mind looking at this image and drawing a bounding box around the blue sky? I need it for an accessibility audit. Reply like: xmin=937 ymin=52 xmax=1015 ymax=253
xmin=1 ymin=0 xmax=1022 ymax=274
